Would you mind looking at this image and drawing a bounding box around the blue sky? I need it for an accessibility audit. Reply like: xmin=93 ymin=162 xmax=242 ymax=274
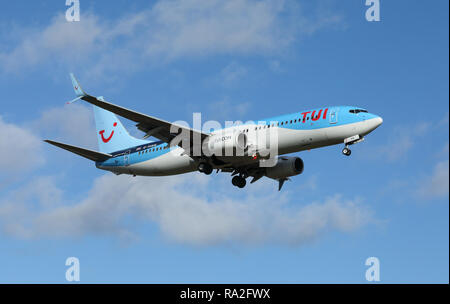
xmin=0 ymin=0 xmax=448 ymax=283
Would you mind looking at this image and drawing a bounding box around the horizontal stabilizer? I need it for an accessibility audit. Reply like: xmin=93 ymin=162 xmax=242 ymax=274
xmin=44 ymin=140 xmax=112 ymax=162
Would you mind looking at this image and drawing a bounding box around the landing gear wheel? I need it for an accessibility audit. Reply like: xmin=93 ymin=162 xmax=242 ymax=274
xmin=198 ymin=162 xmax=213 ymax=175
xmin=238 ymin=178 xmax=246 ymax=188
xmin=342 ymin=147 xmax=351 ymax=156
xmin=232 ymin=176 xmax=246 ymax=188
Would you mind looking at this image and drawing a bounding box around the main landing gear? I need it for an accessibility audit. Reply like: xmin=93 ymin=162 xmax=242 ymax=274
xmin=342 ymin=147 xmax=352 ymax=156
xmin=232 ymin=175 xmax=246 ymax=188
xmin=198 ymin=162 xmax=213 ymax=175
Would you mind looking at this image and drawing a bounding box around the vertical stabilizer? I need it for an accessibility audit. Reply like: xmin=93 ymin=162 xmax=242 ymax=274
xmin=93 ymin=97 xmax=149 ymax=153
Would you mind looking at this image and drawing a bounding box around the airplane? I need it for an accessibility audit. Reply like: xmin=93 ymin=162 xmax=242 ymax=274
xmin=45 ymin=74 xmax=383 ymax=191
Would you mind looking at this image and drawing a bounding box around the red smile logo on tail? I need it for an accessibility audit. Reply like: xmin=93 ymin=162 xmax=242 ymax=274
xmin=99 ymin=122 xmax=117 ymax=143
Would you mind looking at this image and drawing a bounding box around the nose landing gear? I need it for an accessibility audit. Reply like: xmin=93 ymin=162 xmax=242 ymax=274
xmin=342 ymin=147 xmax=352 ymax=156
xmin=342 ymin=135 xmax=364 ymax=156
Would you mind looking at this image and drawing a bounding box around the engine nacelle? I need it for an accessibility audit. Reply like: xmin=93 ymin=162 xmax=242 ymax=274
xmin=203 ymin=132 xmax=248 ymax=156
xmin=265 ymin=156 xmax=304 ymax=179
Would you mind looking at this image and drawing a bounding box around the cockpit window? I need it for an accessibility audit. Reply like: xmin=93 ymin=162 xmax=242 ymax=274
xmin=349 ymin=109 xmax=368 ymax=114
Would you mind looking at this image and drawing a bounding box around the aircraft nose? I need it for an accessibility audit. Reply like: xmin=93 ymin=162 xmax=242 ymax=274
xmin=375 ymin=116 xmax=383 ymax=127
xmin=364 ymin=115 xmax=383 ymax=133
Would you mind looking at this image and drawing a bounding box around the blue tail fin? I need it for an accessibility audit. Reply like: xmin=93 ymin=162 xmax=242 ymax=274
xmin=93 ymin=97 xmax=149 ymax=153
xmin=67 ymin=74 xmax=149 ymax=153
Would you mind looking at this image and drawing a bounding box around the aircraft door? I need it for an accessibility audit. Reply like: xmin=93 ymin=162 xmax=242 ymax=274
xmin=329 ymin=108 xmax=339 ymax=124
xmin=124 ymin=150 xmax=131 ymax=166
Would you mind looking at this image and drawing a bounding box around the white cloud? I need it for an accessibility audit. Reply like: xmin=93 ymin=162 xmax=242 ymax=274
xmin=297 ymin=174 xmax=318 ymax=192
xmin=368 ymin=112 xmax=448 ymax=162
xmin=144 ymin=0 xmax=297 ymax=59
xmin=418 ymin=159 xmax=449 ymax=199
xmin=31 ymin=103 xmax=97 ymax=149
xmin=439 ymin=111 xmax=449 ymax=126
xmin=0 ymin=116 xmax=44 ymax=176
xmin=0 ymin=0 xmax=343 ymax=78
xmin=268 ymin=60 xmax=282 ymax=73
xmin=0 ymin=104 xmax=95 ymax=187
xmin=0 ymin=172 xmax=372 ymax=246
xmin=220 ymin=62 xmax=248 ymax=86
xmin=0 ymin=14 xmax=106 ymax=73
xmin=207 ymin=98 xmax=252 ymax=121
xmin=372 ymin=122 xmax=431 ymax=161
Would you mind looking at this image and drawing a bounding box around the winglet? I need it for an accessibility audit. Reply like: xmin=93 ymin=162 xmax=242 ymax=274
xmin=70 ymin=73 xmax=87 ymax=97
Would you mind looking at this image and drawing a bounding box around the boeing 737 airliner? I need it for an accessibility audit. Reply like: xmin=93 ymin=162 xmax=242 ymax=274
xmin=45 ymin=74 xmax=383 ymax=190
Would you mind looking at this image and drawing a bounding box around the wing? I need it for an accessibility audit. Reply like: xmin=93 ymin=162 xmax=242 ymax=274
xmin=69 ymin=74 xmax=209 ymax=153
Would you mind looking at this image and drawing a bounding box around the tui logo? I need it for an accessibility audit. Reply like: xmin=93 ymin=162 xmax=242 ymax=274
xmin=99 ymin=122 xmax=117 ymax=143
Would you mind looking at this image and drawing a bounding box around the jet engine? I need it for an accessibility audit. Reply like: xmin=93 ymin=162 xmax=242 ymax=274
xmin=265 ymin=156 xmax=304 ymax=179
